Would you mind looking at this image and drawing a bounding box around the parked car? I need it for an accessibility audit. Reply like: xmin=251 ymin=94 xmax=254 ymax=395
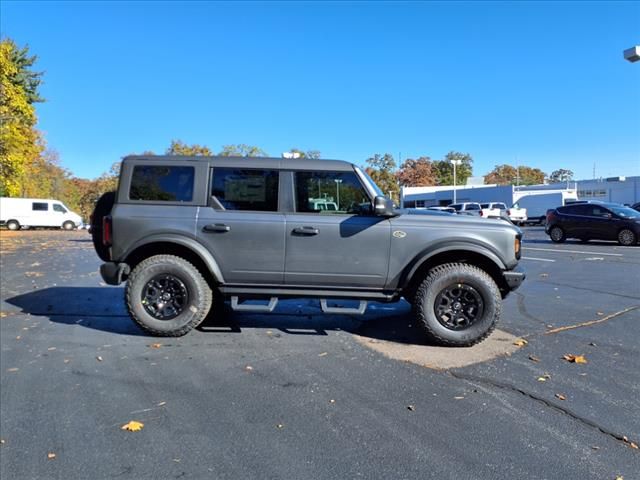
xmin=507 ymin=205 xmax=528 ymax=225
xmin=0 ymin=197 xmax=83 ymax=231
xmin=545 ymin=202 xmax=640 ymax=246
xmin=449 ymin=202 xmax=483 ymax=216
xmin=92 ymin=155 xmax=525 ymax=347
xmin=631 ymin=202 xmax=640 ymax=212
xmin=480 ymin=202 xmax=507 ymax=218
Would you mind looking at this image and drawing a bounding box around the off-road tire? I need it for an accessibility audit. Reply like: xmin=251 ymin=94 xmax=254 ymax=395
xmin=62 ymin=221 xmax=75 ymax=231
xmin=618 ymin=229 xmax=637 ymax=246
xmin=91 ymin=191 xmax=116 ymax=261
xmin=413 ymin=263 xmax=501 ymax=347
xmin=6 ymin=220 xmax=20 ymax=231
xmin=126 ymin=255 xmax=212 ymax=336
xmin=549 ymin=226 xmax=566 ymax=243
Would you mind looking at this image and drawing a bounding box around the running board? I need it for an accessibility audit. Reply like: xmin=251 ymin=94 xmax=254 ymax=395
xmin=320 ymin=299 xmax=368 ymax=315
xmin=230 ymin=296 xmax=278 ymax=313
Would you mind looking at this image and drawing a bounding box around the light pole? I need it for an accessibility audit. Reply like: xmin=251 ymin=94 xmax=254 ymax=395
xmin=451 ymin=159 xmax=462 ymax=203
xmin=334 ymin=179 xmax=343 ymax=207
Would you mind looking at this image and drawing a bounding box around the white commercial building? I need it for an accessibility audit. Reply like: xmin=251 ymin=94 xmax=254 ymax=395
xmin=401 ymin=176 xmax=640 ymax=209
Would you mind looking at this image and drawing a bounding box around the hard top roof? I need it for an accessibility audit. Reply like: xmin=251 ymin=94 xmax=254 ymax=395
xmin=123 ymin=155 xmax=356 ymax=172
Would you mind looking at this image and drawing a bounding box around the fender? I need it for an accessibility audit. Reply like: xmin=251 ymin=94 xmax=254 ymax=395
xmin=122 ymin=233 xmax=225 ymax=283
xmin=399 ymin=240 xmax=507 ymax=289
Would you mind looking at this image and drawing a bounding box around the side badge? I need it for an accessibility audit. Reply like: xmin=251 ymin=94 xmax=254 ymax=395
xmin=393 ymin=230 xmax=407 ymax=239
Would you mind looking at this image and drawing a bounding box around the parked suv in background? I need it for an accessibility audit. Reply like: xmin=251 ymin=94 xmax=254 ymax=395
xmin=545 ymin=202 xmax=640 ymax=246
xmin=449 ymin=202 xmax=482 ymax=216
xmin=92 ymin=156 xmax=525 ymax=346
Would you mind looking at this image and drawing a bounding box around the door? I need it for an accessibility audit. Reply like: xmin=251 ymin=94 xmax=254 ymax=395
xmin=284 ymin=170 xmax=391 ymax=288
xmin=585 ymin=205 xmax=617 ymax=240
xmin=30 ymin=201 xmax=51 ymax=226
xmin=196 ymin=167 xmax=285 ymax=285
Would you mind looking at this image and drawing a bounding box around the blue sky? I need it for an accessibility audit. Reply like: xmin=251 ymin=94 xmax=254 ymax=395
xmin=2 ymin=0 xmax=639 ymax=181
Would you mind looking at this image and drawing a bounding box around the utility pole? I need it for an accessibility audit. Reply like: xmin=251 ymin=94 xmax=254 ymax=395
xmin=451 ymin=159 xmax=462 ymax=203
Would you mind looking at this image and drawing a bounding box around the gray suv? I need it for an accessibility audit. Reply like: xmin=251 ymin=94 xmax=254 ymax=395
xmin=92 ymin=156 xmax=525 ymax=346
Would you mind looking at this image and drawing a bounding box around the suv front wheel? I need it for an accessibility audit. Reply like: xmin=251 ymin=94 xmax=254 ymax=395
xmin=413 ymin=263 xmax=501 ymax=347
xmin=126 ymin=255 xmax=212 ymax=336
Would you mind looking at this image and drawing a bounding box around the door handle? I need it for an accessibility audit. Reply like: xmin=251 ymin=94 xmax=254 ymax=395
xmin=203 ymin=223 xmax=230 ymax=233
xmin=292 ymin=226 xmax=319 ymax=236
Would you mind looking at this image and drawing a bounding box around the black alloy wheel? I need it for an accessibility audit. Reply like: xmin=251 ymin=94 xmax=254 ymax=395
xmin=141 ymin=274 xmax=189 ymax=320
xmin=434 ymin=283 xmax=484 ymax=330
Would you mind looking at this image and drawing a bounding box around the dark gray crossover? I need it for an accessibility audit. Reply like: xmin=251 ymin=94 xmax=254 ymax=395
xmin=92 ymin=156 xmax=525 ymax=346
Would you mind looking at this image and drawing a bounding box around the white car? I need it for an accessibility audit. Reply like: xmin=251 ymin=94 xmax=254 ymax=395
xmin=507 ymin=204 xmax=528 ymax=225
xmin=480 ymin=202 xmax=508 ymax=219
xmin=0 ymin=197 xmax=83 ymax=231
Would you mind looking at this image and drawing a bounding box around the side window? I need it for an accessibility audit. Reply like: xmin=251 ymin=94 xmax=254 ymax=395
xmin=466 ymin=204 xmax=481 ymax=211
xmin=564 ymin=205 xmax=588 ymax=216
xmin=32 ymin=202 xmax=48 ymax=211
xmin=480 ymin=203 xmax=489 ymax=209
xmin=450 ymin=204 xmax=462 ymax=211
xmin=130 ymin=165 xmax=194 ymax=202
xmin=53 ymin=204 xmax=67 ymax=213
xmin=294 ymin=171 xmax=371 ymax=214
xmin=590 ymin=206 xmax=611 ymax=217
xmin=211 ymin=168 xmax=279 ymax=212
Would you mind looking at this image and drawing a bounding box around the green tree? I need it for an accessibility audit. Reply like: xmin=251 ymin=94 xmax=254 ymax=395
xmin=484 ymin=164 xmax=545 ymax=186
xmin=432 ymin=151 xmax=473 ymax=186
xmin=397 ymin=157 xmax=437 ymax=187
xmin=219 ymin=144 xmax=267 ymax=157
xmin=166 ymin=140 xmax=212 ymax=156
xmin=283 ymin=148 xmax=321 ymax=159
xmin=365 ymin=153 xmax=399 ymax=201
xmin=0 ymin=38 xmax=44 ymax=197
xmin=548 ymin=168 xmax=574 ymax=183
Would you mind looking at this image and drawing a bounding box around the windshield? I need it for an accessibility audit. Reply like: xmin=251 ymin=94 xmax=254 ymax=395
xmin=356 ymin=167 xmax=385 ymax=198
xmin=610 ymin=206 xmax=640 ymax=218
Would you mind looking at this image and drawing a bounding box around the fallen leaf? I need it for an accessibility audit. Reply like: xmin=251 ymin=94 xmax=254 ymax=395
xmin=555 ymin=393 xmax=566 ymax=401
xmin=7 ymin=368 xmax=18 ymax=372
xmin=318 ymin=352 xmax=328 ymax=357
xmin=121 ymin=420 xmax=144 ymax=432
xmin=454 ymin=396 xmax=464 ymax=400
xmin=539 ymin=273 xmax=548 ymax=277
xmin=589 ymin=342 xmax=597 ymax=347
xmin=407 ymin=405 xmax=415 ymax=411
xmin=528 ymin=355 xmax=540 ymax=363
xmin=537 ymin=377 xmax=548 ymax=382
xmin=173 ymin=458 xmax=181 ymax=463
xmin=157 ymin=401 xmax=166 ymax=407
xmin=563 ymin=354 xmax=587 ymax=364
xmin=513 ymin=339 xmax=528 ymax=347
xmin=16 ymin=336 xmax=21 ymax=340
xmin=615 ymin=476 xmax=624 ymax=480
xmin=245 ymin=365 xmax=253 ymax=371
xmin=591 ymin=445 xmax=599 ymax=450
xmin=96 ymin=356 xmax=103 ymax=362
xmin=276 ymin=423 xmax=284 ymax=429
xmin=0 ymin=439 xmax=5 ymax=445
xmin=150 ymin=343 xmax=162 ymax=349
xmin=63 ymin=359 xmax=70 ymax=364
xmin=47 ymin=452 xmax=56 ymax=459
xmin=329 ymin=399 xmax=336 ymax=404
xmin=596 ymin=311 xmax=604 ymax=316
xmin=47 ymin=347 xmax=56 ymax=351
xmin=630 ymin=442 xmax=638 ymax=449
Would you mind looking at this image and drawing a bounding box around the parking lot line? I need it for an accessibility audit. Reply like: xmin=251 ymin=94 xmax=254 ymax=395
xmin=523 ymin=247 xmax=623 ymax=257
xmin=521 ymin=256 xmax=556 ymax=262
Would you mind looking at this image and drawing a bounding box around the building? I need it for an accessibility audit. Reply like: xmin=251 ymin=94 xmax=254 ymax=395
xmin=401 ymin=175 xmax=640 ymax=208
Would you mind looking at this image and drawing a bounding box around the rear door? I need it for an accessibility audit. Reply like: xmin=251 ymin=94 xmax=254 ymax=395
xmin=196 ymin=167 xmax=286 ymax=285
xmin=30 ymin=201 xmax=51 ymax=226
xmin=283 ymin=169 xmax=391 ymax=288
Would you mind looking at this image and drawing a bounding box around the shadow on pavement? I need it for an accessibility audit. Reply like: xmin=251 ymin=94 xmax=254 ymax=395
xmin=5 ymin=287 xmax=430 ymax=345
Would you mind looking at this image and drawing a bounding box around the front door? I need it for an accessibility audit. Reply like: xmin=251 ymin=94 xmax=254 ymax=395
xmin=284 ymin=170 xmax=391 ymax=288
xmin=196 ymin=167 xmax=285 ymax=285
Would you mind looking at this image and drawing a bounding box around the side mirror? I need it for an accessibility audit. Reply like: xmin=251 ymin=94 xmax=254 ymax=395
xmin=373 ymin=196 xmax=396 ymax=217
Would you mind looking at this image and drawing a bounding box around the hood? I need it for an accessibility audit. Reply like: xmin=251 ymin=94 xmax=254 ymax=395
xmin=392 ymin=210 xmax=522 ymax=235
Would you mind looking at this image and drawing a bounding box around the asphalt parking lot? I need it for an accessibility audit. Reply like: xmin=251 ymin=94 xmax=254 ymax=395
xmin=1 ymin=227 xmax=639 ymax=480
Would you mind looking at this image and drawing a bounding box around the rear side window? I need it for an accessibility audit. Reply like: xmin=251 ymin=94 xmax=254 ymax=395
xmin=130 ymin=165 xmax=194 ymax=202
xmin=211 ymin=168 xmax=279 ymax=211
xmin=480 ymin=203 xmax=489 ymax=208
xmin=294 ymin=171 xmax=371 ymax=214
xmin=450 ymin=204 xmax=462 ymax=211
xmin=32 ymin=202 xmax=48 ymax=211
xmin=495 ymin=203 xmax=507 ymax=210
xmin=558 ymin=204 xmax=588 ymax=216
xmin=466 ymin=204 xmax=480 ymax=211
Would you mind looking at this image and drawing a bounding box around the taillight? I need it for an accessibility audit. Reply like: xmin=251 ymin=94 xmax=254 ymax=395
xmin=103 ymin=215 xmax=112 ymax=247
xmin=479 ymin=210 xmax=483 ymax=216
xmin=507 ymin=209 xmax=511 ymax=216
xmin=515 ymin=236 xmax=521 ymax=259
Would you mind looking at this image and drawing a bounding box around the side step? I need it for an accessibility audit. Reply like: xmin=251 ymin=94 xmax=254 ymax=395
xmin=320 ymin=299 xmax=368 ymax=315
xmin=230 ymin=296 xmax=278 ymax=313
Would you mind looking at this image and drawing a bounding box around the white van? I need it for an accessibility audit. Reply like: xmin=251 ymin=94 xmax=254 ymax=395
xmin=0 ymin=197 xmax=83 ymax=230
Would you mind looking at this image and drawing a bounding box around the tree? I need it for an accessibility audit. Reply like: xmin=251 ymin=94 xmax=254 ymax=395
xmin=432 ymin=151 xmax=473 ymax=186
xmin=397 ymin=157 xmax=437 ymax=187
xmin=166 ymin=140 xmax=212 ymax=156
xmin=365 ymin=153 xmax=399 ymax=201
xmin=283 ymin=148 xmax=322 ymax=159
xmin=219 ymin=144 xmax=267 ymax=157
xmin=548 ymin=168 xmax=574 ymax=183
xmin=0 ymin=38 xmax=44 ymax=196
xmin=484 ymin=164 xmax=546 ymax=186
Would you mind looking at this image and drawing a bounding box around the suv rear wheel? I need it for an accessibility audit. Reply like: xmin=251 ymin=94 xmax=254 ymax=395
xmin=413 ymin=263 xmax=501 ymax=347
xmin=126 ymin=255 xmax=212 ymax=336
